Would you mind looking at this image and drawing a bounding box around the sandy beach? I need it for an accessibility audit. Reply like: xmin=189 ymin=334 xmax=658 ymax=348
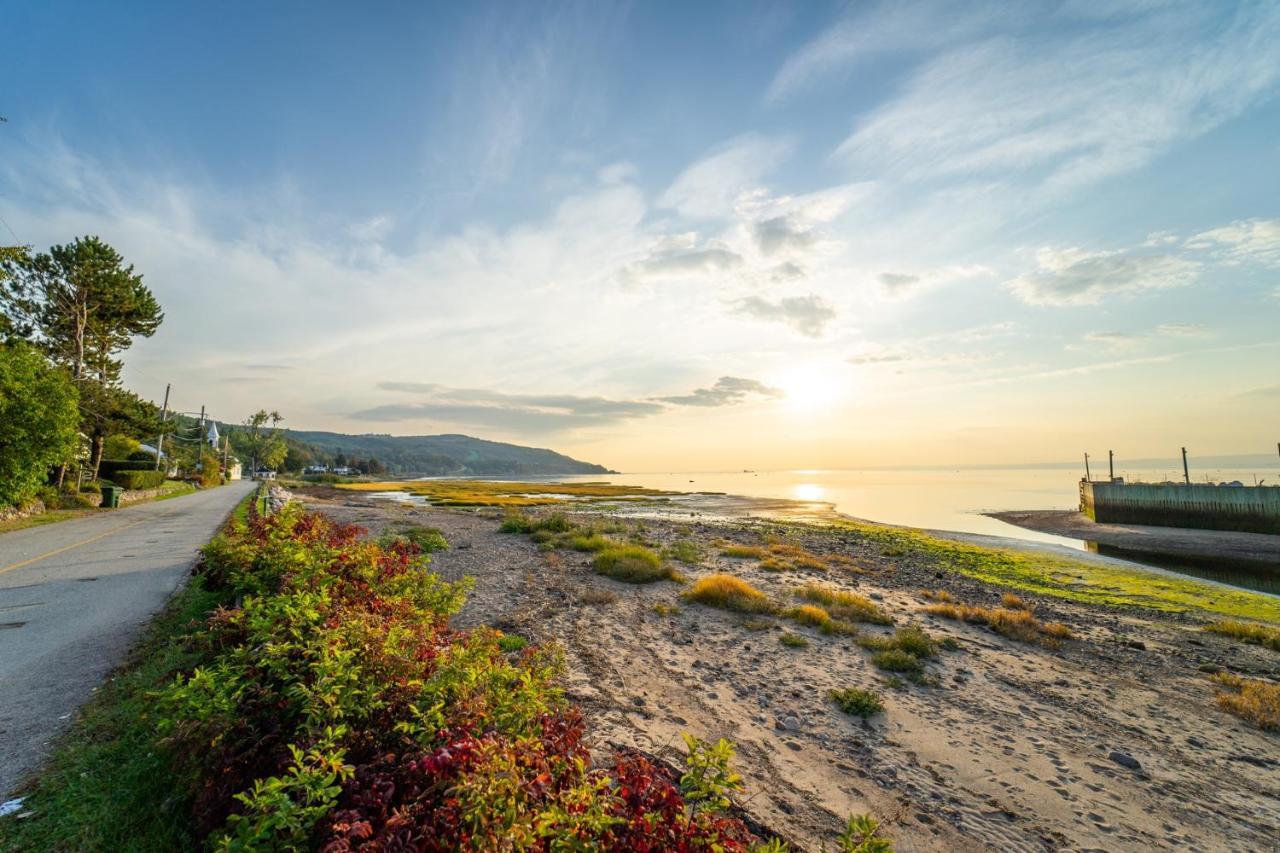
xmin=298 ymin=487 xmax=1280 ymax=853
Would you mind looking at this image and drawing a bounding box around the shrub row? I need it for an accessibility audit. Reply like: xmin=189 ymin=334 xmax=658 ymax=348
xmin=108 ymin=469 xmax=166 ymax=490
xmin=98 ymin=459 xmax=156 ymax=478
xmin=157 ymin=505 xmax=767 ymax=850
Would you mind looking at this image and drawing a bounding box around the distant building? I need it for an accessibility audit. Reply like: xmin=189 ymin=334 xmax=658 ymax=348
xmin=206 ymin=421 xmax=220 ymax=448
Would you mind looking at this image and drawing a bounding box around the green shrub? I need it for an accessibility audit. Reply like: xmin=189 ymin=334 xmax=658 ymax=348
xmin=378 ymin=523 xmax=448 ymax=553
xmin=98 ymin=459 xmax=156 ymax=479
xmin=499 ymin=511 xmax=533 ymax=533
xmin=109 ymin=469 xmax=166 ymax=490
xmin=829 ymin=687 xmax=884 ymax=717
xmin=594 ymin=543 xmax=680 ymax=583
xmin=497 ymin=633 xmax=528 ymax=653
xmin=0 ymin=343 xmax=79 ymax=508
xmin=838 ymin=813 xmax=894 ymax=852
xmin=871 ymin=649 xmax=923 ymax=674
xmin=666 ymin=539 xmax=702 ymax=564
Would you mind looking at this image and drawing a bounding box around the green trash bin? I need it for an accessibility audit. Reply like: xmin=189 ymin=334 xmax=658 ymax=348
xmin=101 ymin=485 xmax=123 ymax=508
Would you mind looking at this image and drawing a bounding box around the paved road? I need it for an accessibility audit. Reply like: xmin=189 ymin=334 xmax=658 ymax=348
xmin=0 ymin=480 xmax=256 ymax=796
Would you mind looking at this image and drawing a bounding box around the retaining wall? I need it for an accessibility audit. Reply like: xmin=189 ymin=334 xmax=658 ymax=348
xmin=1080 ymin=480 xmax=1280 ymax=534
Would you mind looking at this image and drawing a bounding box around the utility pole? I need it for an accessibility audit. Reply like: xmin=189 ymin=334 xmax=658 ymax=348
xmin=196 ymin=405 xmax=206 ymax=472
xmin=222 ymin=435 xmax=230 ymax=480
xmin=154 ymin=383 xmax=171 ymax=472
xmin=1181 ymin=446 xmax=1190 ymax=485
xmin=1084 ymin=452 xmax=1091 ymax=482
xmin=1108 ymin=450 xmax=1114 ymax=482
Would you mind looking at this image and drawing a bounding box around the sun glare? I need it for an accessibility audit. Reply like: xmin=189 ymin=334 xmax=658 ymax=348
xmin=777 ymin=367 xmax=842 ymax=412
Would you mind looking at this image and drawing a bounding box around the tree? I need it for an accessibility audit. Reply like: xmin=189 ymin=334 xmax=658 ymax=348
xmin=232 ymin=410 xmax=286 ymax=473
xmin=0 ymin=343 xmax=79 ymax=507
xmin=0 ymin=237 xmax=163 ymax=480
xmin=0 ymin=246 xmax=30 ymax=342
xmin=103 ymin=434 xmax=141 ymax=460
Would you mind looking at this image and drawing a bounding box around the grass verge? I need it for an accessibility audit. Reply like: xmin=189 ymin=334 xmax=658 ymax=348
xmin=825 ymin=519 xmax=1280 ymax=623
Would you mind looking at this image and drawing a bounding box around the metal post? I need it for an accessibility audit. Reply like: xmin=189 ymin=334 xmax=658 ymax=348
xmin=1108 ymin=450 xmax=1114 ymax=482
xmin=1181 ymin=447 xmax=1190 ymax=485
xmin=1084 ymin=452 xmax=1091 ymax=482
xmin=155 ymin=383 xmax=170 ymax=472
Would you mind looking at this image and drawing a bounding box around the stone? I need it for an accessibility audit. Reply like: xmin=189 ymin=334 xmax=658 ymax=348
xmin=1108 ymin=751 xmax=1142 ymax=771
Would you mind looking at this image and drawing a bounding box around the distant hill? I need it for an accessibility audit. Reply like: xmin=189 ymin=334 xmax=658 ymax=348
xmin=284 ymin=430 xmax=613 ymax=477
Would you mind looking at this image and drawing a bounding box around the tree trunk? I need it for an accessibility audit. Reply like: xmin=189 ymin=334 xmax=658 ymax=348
xmin=90 ymin=432 xmax=105 ymax=482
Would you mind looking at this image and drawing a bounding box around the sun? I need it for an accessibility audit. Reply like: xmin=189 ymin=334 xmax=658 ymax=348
xmin=776 ymin=366 xmax=842 ymax=412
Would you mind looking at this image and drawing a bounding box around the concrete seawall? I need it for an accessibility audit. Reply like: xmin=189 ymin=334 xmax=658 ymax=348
xmin=1080 ymin=480 xmax=1280 ymax=534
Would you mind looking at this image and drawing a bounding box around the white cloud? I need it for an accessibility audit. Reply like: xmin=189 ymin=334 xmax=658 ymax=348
xmin=1007 ymin=247 xmax=1200 ymax=306
xmin=1186 ymin=218 xmax=1280 ymax=268
xmin=732 ymin=294 xmax=836 ymax=337
xmin=658 ymin=134 xmax=792 ymax=219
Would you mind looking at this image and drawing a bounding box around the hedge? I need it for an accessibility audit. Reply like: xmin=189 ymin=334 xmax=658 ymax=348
xmin=99 ymin=459 xmax=157 ymax=479
xmin=108 ymin=470 xmax=166 ymax=490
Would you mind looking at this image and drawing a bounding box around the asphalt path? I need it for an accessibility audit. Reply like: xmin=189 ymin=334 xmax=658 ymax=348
xmin=0 ymin=479 xmax=255 ymax=796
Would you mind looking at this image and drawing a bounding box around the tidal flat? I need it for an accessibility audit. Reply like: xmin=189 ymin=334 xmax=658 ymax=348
xmin=299 ymin=483 xmax=1280 ymax=851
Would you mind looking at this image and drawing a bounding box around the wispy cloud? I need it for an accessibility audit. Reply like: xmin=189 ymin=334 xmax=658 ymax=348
xmin=656 ymin=376 xmax=782 ymax=407
xmin=361 ymin=375 xmax=784 ymax=433
xmin=827 ymin=3 xmax=1280 ymax=194
xmin=658 ymin=134 xmax=792 ymax=219
xmin=766 ymin=1 xmax=1013 ymax=102
xmin=1007 ymin=247 xmax=1200 ymax=306
xmin=732 ymin=294 xmax=836 ymax=337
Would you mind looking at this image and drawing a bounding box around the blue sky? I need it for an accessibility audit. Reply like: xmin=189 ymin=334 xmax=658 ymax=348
xmin=3 ymin=0 xmax=1279 ymax=469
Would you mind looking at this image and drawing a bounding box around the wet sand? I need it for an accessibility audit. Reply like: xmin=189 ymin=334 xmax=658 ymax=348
xmin=989 ymin=510 xmax=1280 ymax=566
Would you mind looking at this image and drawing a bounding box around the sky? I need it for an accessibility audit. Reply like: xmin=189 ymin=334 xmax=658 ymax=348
xmin=2 ymin=0 xmax=1279 ymax=472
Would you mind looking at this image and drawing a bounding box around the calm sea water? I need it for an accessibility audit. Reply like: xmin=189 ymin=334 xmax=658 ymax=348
xmin=561 ymin=466 xmax=1278 ymax=549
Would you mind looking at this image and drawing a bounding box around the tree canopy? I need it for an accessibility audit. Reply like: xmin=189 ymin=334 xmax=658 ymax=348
xmin=0 ymin=237 xmax=164 ymax=478
xmin=0 ymin=343 xmax=80 ymax=507
xmin=231 ymin=410 xmax=287 ymax=472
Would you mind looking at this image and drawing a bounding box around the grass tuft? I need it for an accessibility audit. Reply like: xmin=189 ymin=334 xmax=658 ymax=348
xmin=829 ymin=686 xmax=884 ymax=717
xmin=593 ymin=543 xmax=681 ymax=584
xmin=684 ymin=574 xmax=773 ymax=613
xmin=924 ymin=599 xmax=1072 ymax=647
xmin=779 ymin=633 xmax=809 ymax=649
xmin=1204 ymin=620 xmax=1280 ymax=652
xmin=1211 ymin=672 xmax=1280 ymax=730
xmin=579 ymin=589 xmax=618 ymax=606
xmin=871 ymin=649 xmax=923 ymax=674
xmin=1001 ymin=593 xmax=1034 ymax=612
xmin=796 ymin=583 xmax=892 ymax=625
xmin=787 ymin=604 xmax=831 ymax=628
xmin=665 ymin=539 xmax=702 ymax=564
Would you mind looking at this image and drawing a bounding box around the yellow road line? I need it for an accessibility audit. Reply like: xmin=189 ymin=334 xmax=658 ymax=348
xmin=0 ymin=518 xmax=148 ymax=577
